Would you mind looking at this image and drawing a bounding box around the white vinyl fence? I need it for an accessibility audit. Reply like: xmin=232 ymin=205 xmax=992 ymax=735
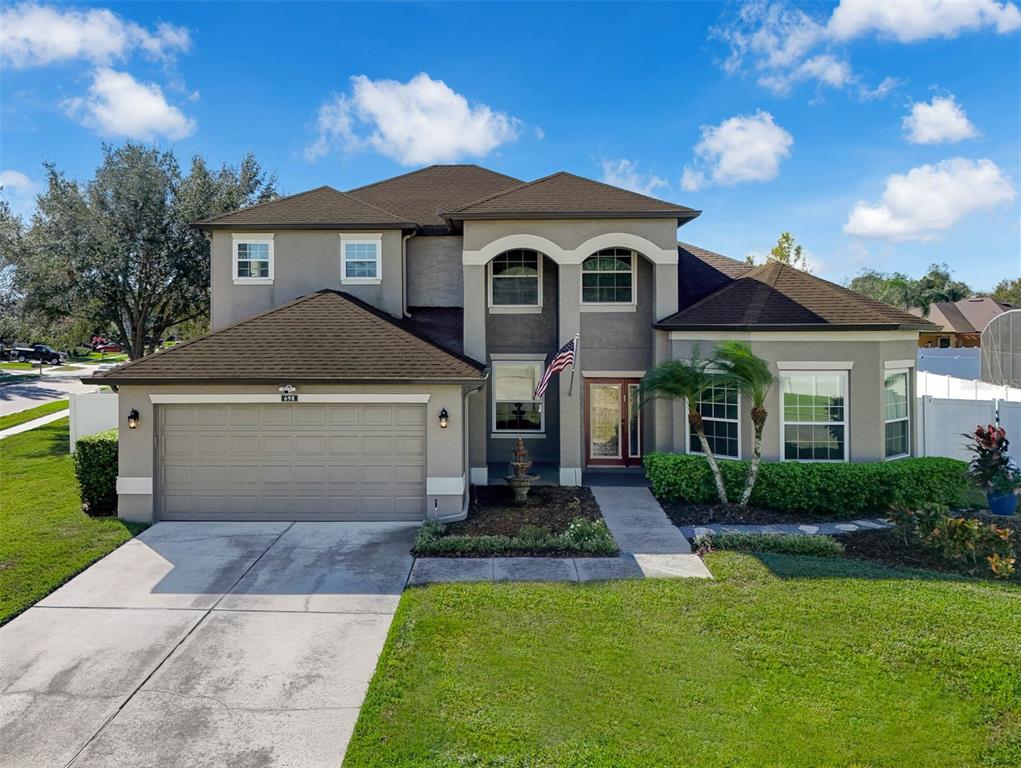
xmin=916 ymin=371 xmax=1021 ymax=461
xmin=68 ymin=391 xmax=118 ymax=452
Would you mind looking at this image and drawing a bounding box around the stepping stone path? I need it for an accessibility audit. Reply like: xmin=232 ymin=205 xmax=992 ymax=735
xmin=679 ymin=518 xmax=893 ymax=540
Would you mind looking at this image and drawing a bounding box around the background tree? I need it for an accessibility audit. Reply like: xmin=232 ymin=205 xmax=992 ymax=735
xmin=745 ymin=232 xmax=811 ymax=272
xmin=990 ymin=278 xmax=1021 ymax=307
xmin=9 ymin=144 xmax=276 ymax=358
xmin=848 ymin=262 xmax=972 ymax=313
xmin=641 ymin=353 xmax=729 ymax=504
xmin=714 ymin=341 xmax=775 ymax=507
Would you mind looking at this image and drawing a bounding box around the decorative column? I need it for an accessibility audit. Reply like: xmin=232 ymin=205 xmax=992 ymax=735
xmin=558 ymin=262 xmax=583 ymax=485
xmin=463 ymin=264 xmax=489 ymax=484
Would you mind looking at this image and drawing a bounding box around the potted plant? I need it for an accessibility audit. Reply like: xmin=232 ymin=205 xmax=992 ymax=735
xmin=964 ymin=424 xmax=1019 ymax=516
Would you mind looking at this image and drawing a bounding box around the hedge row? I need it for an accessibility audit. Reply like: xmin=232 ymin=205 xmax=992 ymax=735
xmin=695 ymin=532 xmax=845 ymax=557
xmin=73 ymin=428 xmax=118 ymax=516
xmin=644 ymin=452 xmax=968 ymax=515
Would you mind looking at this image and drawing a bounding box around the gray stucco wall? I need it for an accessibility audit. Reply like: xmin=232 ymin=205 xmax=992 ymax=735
xmin=210 ymin=229 xmax=405 ymax=329
xmin=114 ymin=382 xmax=470 ymax=524
xmin=407 ymin=235 xmax=463 ymax=307
xmin=668 ymin=335 xmax=920 ymax=462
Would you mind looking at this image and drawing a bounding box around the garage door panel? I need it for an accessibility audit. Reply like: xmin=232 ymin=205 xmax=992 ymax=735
xmin=159 ymin=404 xmax=427 ymax=521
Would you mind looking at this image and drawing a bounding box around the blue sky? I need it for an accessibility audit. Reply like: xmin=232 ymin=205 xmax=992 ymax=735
xmin=2 ymin=1 xmax=1019 ymax=290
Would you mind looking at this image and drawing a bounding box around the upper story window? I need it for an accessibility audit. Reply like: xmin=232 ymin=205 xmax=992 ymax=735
xmin=780 ymin=370 xmax=848 ymax=462
xmin=582 ymin=248 xmax=635 ymax=305
xmin=233 ymin=234 xmax=274 ymax=284
xmin=340 ymin=234 xmax=382 ymax=284
xmin=489 ymin=249 xmax=542 ymax=310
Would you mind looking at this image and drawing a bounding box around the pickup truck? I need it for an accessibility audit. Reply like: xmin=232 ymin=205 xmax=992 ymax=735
xmin=8 ymin=344 xmax=67 ymax=365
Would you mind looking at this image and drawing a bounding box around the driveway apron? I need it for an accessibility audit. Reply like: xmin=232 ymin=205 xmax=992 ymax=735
xmin=0 ymin=521 xmax=417 ymax=768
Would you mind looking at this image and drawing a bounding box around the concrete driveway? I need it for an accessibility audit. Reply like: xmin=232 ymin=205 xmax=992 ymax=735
xmin=0 ymin=368 xmax=99 ymax=416
xmin=0 ymin=521 xmax=417 ymax=768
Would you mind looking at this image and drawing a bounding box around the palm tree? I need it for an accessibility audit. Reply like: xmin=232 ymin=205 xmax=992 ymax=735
xmin=715 ymin=340 xmax=775 ymax=507
xmin=641 ymin=353 xmax=729 ymax=504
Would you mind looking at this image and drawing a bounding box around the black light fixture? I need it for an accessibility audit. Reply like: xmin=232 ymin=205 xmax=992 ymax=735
xmin=127 ymin=408 xmax=140 ymax=429
xmin=438 ymin=408 xmax=449 ymax=429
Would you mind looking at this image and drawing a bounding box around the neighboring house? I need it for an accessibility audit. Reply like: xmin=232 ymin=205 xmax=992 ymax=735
xmin=85 ymin=165 xmax=937 ymax=524
xmin=916 ymin=297 xmax=1015 ymax=348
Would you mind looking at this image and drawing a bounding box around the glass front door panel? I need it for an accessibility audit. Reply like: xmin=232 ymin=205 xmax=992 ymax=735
xmin=628 ymin=383 xmax=641 ymax=458
xmin=589 ymin=383 xmax=621 ymax=459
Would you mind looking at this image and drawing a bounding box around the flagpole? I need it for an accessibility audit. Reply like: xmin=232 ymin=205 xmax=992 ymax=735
xmin=568 ymin=333 xmax=579 ymax=397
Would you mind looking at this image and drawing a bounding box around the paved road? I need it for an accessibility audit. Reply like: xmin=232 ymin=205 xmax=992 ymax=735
xmin=0 ymin=367 xmax=99 ymax=417
xmin=0 ymin=521 xmax=418 ymax=768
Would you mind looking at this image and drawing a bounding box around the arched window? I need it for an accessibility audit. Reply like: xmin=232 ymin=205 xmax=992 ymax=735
xmin=488 ymin=249 xmax=542 ymax=307
xmin=581 ymin=248 xmax=635 ymax=304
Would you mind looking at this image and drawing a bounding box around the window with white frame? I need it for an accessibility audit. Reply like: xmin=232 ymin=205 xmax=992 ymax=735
xmin=233 ymin=235 xmax=273 ymax=282
xmin=340 ymin=235 xmax=381 ymax=283
xmin=884 ymin=370 xmax=910 ymax=459
xmin=489 ymin=249 xmax=541 ymax=307
xmin=492 ymin=361 xmax=544 ymax=433
xmin=582 ymin=248 xmax=635 ymax=304
xmin=781 ymin=371 xmax=848 ymax=461
xmin=689 ymin=376 xmax=740 ymax=458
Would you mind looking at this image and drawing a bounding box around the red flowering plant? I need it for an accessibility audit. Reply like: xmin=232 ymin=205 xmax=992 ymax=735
xmin=964 ymin=424 xmax=1019 ymax=495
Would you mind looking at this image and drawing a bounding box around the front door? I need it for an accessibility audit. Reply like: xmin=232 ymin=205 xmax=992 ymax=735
xmin=585 ymin=378 xmax=642 ymax=466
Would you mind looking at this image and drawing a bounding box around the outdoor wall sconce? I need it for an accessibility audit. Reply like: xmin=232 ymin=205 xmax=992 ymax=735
xmin=127 ymin=408 xmax=140 ymax=429
xmin=438 ymin=408 xmax=449 ymax=429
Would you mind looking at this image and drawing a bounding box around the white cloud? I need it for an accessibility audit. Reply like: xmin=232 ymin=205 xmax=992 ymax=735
xmin=714 ymin=0 xmax=1020 ymax=97
xmin=600 ymin=159 xmax=667 ymax=196
xmin=844 ymin=157 xmax=1015 ymax=241
xmin=0 ymin=2 xmax=190 ymax=68
xmin=306 ymin=73 xmax=521 ymax=165
xmin=63 ymin=67 xmax=195 ymax=140
xmin=829 ymin=0 xmax=1021 ymax=42
xmin=857 ymin=76 xmax=902 ymax=101
xmin=0 ymin=169 xmax=41 ymax=218
xmin=681 ymin=110 xmax=793 ymax=191
xmin=902 ymin=94 xmax=979 ymax=144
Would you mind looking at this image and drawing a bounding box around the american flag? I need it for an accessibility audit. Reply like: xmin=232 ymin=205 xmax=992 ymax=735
xmin=533 ymin=337 xmax=577 ymax=399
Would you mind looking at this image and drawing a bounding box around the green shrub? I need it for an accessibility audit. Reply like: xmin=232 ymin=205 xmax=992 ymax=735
xmin=695 ymin=532 xmax=844 ymax=557
xmin=644 ymin=453 xmax=968 ymax=515
xmin=413 ymin=517 xmax=617 ymax=557
xmin=73 ymin=428 xmax=118 ymax=516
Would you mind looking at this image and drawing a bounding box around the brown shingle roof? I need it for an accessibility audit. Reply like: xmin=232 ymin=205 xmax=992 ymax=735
xmin=195 ymin=186 xmax=415 ymax=229
xmin=85 ymin=291 xmax=485 ymax=384
xmin=445 ymin=172 xmax=700 ymax=221
xmin=346 ymin=165 xmax=523 ymax=230
xmin=657 ymin=261 xmax=940 ymax=331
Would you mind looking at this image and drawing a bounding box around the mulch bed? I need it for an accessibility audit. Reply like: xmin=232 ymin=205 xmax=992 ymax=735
xmin=446 ymin=485 xmax=603 ymax=537
xmin=835 ymin=513 xmax=1021 ymax=582
xmin=660 ymin=499 xmax=872 ymax=526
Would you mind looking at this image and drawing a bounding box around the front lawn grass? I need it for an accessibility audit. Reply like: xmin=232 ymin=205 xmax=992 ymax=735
xmin=0 ymin=418 xmax=143 ymax=624
xmin=0 ymin=399 xmax=69 ymax=431
xmin=345 ymin=552 xmax=1021 ymax=768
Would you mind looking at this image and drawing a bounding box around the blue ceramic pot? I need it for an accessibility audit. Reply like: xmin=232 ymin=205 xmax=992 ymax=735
xmin=987 ymin=492 xmax=1018 ymax=516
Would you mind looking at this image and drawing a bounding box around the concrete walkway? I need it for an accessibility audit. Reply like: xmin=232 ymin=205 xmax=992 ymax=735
xmin=409 ymin=486 xmax=712 ymax=584
xmin=679 ymin=518 xmax=894 ymax=539
xmin=0 ymin=521 xmax=418 ymax=768
xmin=0 ymin=407 xmax=68 ymax=440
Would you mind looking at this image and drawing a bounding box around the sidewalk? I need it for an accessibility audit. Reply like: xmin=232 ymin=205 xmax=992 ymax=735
xmin=0 ymin=409 xmax=69 ymax=440
xmin=409 ymin=485 xmax=712 ymax=585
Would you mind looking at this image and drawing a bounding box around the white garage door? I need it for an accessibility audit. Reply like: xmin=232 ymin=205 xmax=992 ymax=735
xmin=157 ymin=403 xmax=426 ymax=521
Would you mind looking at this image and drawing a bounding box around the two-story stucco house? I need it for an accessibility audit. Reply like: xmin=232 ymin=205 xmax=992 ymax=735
xmin=87 ymin=165 xmax=937 ymax=524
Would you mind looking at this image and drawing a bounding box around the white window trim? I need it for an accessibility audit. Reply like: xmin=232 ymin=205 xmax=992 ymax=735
xmin=779 ymin=369 xmax=850 ymax=463
xmin=490 ymin=357 xmax=545 ymax=437
xmin=883 ymin=368 xmax=911 ymax=461
xmin=685 ymin=381 xmax=742 ymax=461
xmin=340 ymin=234 xmax=382 ymax=285
xmin=232 ymin=234 xmax=274 ymax=285
xmin=487 ymin=252 xmax=543 ymax=312
xmin=580 ymin=250 xmax=637 ymax=308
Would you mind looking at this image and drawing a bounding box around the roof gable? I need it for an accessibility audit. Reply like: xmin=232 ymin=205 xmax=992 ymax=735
xmin=659 ymin=261 xmax=939 ymax=331
xmin=88 ymin=291 xmax=485 ymax=383
xmin=195 ymin=186 xmax=414 ymax=229
xmin=346 ymin=165 xmax=523 ymax=229
xmin=446 ymin=171 xmax=700 ymax=221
